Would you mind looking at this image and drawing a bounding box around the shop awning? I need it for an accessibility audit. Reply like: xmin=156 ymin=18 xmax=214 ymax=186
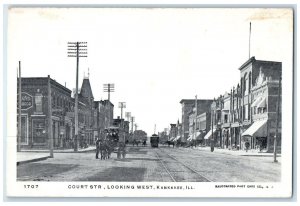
xmin=204 ymin=128 xmax=216 ymax=140
xmin=251 ymin=97 xmax=262 ymax=107
xmin=196 ymin=131 xmax=202 ymax=140
xmin=169 ymin=136 xmax=176 ymax=141
xmin=257 ymin=98 xmax=267 ymax=108
xmin=242 ymin=119 xmax=268 ymax=137
xmin=172 ymin=136 xmax=181 ymax=142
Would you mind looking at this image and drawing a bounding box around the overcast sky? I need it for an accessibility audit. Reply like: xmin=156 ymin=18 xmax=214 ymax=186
xmin=7 ymin=8 xmax=293 ymax=135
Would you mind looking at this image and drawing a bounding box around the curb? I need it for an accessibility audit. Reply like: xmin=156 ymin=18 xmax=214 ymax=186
xmin=19 ymin=148 xmax=96 ymax=153
xmin=195 ymin=148 xmax=281 ymax=157
xmin=17 ymin=156 xmax=51 ymax=166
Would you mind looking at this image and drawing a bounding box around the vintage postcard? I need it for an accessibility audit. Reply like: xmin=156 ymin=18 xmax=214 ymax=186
xmin=5 ymin=7 xmax=293 ymax=198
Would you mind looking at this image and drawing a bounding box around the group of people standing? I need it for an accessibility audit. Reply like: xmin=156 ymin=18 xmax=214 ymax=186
xmin=95 ymin=137 xmax=126 ymax=160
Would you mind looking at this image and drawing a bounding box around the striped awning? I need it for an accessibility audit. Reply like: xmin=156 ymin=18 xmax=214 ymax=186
xmin=169 ymin=136 xmax=176 ymax=141
xmin=204 ymin=128 xmax=216 ymax=140
xmin=257 ymin=98 xmax=267 ymax=108
xmin=251 ymin=97 xmax=262 ymax=107
xmin=172 ymin=136 xmax=181 ymax=142
xmin=242 ymin=119 xmax=268 ymax=137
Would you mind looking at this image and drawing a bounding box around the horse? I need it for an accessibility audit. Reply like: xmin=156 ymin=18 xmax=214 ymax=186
xmin=167 ymin=140 xmax=175 ymax=148
xmin=132 ymin=139 xmax=139 ymax=147
xmin=99 ymin=140 xmax=109 ymax=160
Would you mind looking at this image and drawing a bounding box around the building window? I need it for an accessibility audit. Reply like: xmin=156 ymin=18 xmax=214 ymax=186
xmin=224 ymin=114 xmax=228 ymax=123
xmin=35 ymin=94 xmax=43 ymax=113
xmin=249 ymin=72 xmax=252 ymax=93
xmin=20 ymin=115 xmax=28 ymax=145
xmin=32 ymin=119 xmax=46 ymax=144
xmin=244 ymin=73 xmax=248 ymax=95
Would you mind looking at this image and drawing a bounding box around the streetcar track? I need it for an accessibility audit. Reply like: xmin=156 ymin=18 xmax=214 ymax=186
xmin=156 ymin=148 xmax=212 ymax=182
xmin=154 ymin=151 xmax=176 ymax=182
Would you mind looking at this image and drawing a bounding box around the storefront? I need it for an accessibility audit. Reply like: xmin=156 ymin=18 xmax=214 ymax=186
xmin=241 ymin=119 xmax=268 ymax=151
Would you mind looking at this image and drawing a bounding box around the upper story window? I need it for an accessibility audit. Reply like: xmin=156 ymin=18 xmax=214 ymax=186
xmin=244 ymin=73 xmax=248 ymax=95
xmin=224 ymin=114 xmax=228 ymax=123
xmin=249 ymin=72 xmax=252 ymax=93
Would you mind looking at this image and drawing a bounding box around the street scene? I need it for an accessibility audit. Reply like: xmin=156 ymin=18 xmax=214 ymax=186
xmin=17 ymin=145 xmax=280 ymax=182
xmin=8 ymin=8 xmax=292 ymax=185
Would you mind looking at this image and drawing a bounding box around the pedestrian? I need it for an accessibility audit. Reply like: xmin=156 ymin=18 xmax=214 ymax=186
xmin=95 ymin=137 xmax=101 ymax=159
xmin=245 ymin=141 xmax=250 ymax=152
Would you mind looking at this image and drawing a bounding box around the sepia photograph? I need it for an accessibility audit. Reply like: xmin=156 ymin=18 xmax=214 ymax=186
xmin=4 ymin=6 xmax=294 ymax=198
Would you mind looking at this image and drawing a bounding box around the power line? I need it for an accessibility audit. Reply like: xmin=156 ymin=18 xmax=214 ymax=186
xmin=103 ymin=83 xmax=115 ymax=101
xmin=67 ymin=41 xmax=88 ymax=152
xmin=118 ymin=102 xmax=126 ymax=119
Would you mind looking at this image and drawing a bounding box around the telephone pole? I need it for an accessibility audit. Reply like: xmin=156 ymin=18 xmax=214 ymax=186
xmin=194 ymin=95 xmax=197 ymax=141
xmin=134 ymin=123 xmax=138 ymax=131
xmin=68 ymin=41 xmax=88 ymax=152
xmin=211 ymin=101 xmax=215 ymax=152
xmin=249 ymin=22 xmax=252 ymax=59
xmin=118 ymin=102 xmax=126 ymax=119
xmin=17 ymin=61 xmax=21 ymax=152
xmin=125 ymin=112 xmax=131 ymax=121
xmin=103 ymin=83 xmax=115 ymax=101
xmin=131 ymin=116 xmax=135 ymax=133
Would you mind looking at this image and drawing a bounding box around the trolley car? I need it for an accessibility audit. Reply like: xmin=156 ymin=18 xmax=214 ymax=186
xmin=150 ymin=134 xmax=159 ymax=147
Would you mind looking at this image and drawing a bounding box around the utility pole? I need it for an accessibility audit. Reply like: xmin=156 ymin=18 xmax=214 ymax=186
xmin=249 ymin=22 xmax=252 ymax=59
xmin=194 ymin=95 xmax=197 ymax=141
xmin=17 ymin=61 xmax=21 ymax=152
xmin=103 ymin=83 xmax=115 ymax=101
xmin=134 ymin=123 xmax=138 ymax=131
xmin=125 ymin=112 xmax=131 ymax=121
xmin=211 ymin=102 xmax=214 ymax=152
xmin=68 ymin=41 xmax=88 ymax=152
xmin=118 ymin=102 xmax=126 ymax=119
xmin=274 ymin=75 xmax=281 ymax=162
xmin=48 ymin=75 xmax=54 ymax=157
xmin=131 ymin=116 xmax=135 ymax=133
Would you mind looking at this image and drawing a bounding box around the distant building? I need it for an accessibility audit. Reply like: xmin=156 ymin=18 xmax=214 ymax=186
xmin=133 ymin=130 xmax=147 ymax=142
xmin=198 ymin=112 xmax=211 ymax=145
xmin=169 ymin=124 xmax=178 ymax=141
xmin=77 ymin=77 xmax=97 ymax=146
xmin=180 ymin=99 xmax=213 ymax=143
xmin=221 ymin=92 xmax=231 ymax=148
xmin=229 ymin=83 xmax=242 ymax=149
xmin=94 ymin=99 xmax=114 ymax=140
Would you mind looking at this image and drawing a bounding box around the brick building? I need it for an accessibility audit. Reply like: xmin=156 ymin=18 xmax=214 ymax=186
xmin=94 ymin=99 xmax=114 ymax=140
xmin=241 ymin=69 xmax=281 ymax=152
xmin=17 ymin=77 xmax=73 ymax=149
xmin=180 ymin=99 xmax=213 ymax=143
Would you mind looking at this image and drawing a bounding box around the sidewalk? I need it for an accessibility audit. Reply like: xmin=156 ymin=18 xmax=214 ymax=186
xmin=17 ymin=146 xmax=96 ymax=165
xmin=17 ymin=152 xmax=51 ymax=165
xmin=20 ymin=146 xmax=96 ymax=153
xmin=194 ymin=146 xmax=281 ymax=157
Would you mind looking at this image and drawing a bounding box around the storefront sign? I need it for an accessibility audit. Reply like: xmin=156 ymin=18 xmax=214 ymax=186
xmin=21 ymin=92 xmax=33 ymax=110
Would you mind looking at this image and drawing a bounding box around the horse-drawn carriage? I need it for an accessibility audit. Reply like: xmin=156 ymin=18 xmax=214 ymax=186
xmin=96 ymin=126 xmax=127 ymax=160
